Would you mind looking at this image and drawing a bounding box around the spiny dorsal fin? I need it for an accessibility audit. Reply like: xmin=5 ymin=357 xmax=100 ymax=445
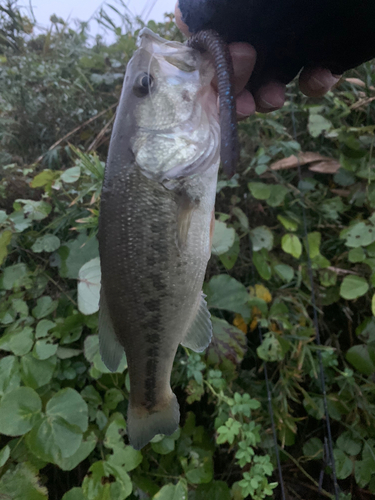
xmin=99 ymin=289 xmax=124 ymax=372
xmin=181 ymin=293 xmax=212 ymax=352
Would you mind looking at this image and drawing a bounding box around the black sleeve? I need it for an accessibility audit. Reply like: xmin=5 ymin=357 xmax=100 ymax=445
xmin=179 ymin=0 xmax=375 ymax=91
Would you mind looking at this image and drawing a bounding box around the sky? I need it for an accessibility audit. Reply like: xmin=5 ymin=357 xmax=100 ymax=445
xmin=23 ymin=0 xmax=176 ymax=39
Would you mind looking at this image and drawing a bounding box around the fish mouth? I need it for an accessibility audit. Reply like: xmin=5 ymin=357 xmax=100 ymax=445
xmin=139 ymin=28 xmax=190 ymax=54
xmin=138 ymin=28 xmax=201 ymax=73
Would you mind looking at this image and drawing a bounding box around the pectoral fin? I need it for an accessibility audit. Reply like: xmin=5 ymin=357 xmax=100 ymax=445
xmin=98 ymin=289 xmax=124 ymax=372
xmin=181 ymin=293 xmax=212 ymax=352
xmin=176 ymin=196 xmax=196 ymax=249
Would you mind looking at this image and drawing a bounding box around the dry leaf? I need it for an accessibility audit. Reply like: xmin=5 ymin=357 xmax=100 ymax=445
xmin=271 ymin=152 xmax=336 ymax=171
xmin=330 ymin=188 xmax=351 ymax=197
xmin=345 ymin=77 xmax=375 ymax=92
xmin=351 ymin=96 xmax=375 ymax=111
xmin=345 ymin=77 xmax=366 ymax=88
xmin=308 ymin=160 xmax=341 ymax=174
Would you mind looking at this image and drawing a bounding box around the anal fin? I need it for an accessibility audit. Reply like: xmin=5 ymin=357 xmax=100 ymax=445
xmin=181 ymin=293 xmax=212 ymax=352
xmin=99 ymin=289 xmax=124 ymax=372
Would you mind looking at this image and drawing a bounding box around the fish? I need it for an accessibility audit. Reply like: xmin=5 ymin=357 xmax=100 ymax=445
xmin=98 ymin=28 xmax=234 ymax=450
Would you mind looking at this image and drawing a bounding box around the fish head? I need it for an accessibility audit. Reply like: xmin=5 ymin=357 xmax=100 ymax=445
xmin=107 ymin=28 xmax=220 ymax=182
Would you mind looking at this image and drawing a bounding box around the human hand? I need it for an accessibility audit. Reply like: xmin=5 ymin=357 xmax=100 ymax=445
xmin=175 ymin=3 xmax=340 ymax=119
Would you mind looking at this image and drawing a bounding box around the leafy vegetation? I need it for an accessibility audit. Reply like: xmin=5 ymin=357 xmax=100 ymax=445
xmin=1 ymin=1 xmax=375 ymax=499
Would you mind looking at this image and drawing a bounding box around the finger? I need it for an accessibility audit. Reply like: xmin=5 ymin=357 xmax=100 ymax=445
xmin=254 ymin=81 xmax=286 ymax=113
xmin=230 ymin=43 xmax=256 ymax=95
xmin=217 ymin=89 xmax=255 ymax=120
xmin=299 ymin=67 xmax=341 ymax=98
xmin=211 ymin=43 xmax=256 ymax=95
xmin=174 ymin=3 xmax=191 ymax=36
xmin=236 ymin=89 xmax=256 ymax=120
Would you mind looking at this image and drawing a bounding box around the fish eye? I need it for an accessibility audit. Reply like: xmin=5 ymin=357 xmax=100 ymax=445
xmin=133 ymin=72 xmax=154 ymax=97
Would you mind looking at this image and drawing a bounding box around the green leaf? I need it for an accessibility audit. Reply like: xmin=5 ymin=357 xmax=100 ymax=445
xmin=21 ymin=354 xmax=57 ymax=389
xmin=207 ymin=317 xmax=247 ymax=367
xmin=0 ymin=463 xmax=48 ymax=500
xmin=35 ymin=319 xmax=56 ymax=338
xmin=0 ymin=326 xmax=34 ymax=356
xmin=257 ymin=334 xmax=283 ymax=362
xmin=277 ymin=215 xmax=298 ymax=231
xmin=104 ymin=416 xmax=127 ymax=449
xmin=216 ymin=174 xmax=240 ymax=192
xmin=151 ymin=434 xmax=176 ymax=455
xmin=248 ymin=182 xmax=271 ymax=200
xmin=26 ymin=416 xmax=83 ymax=463
xmin=61 ymin=166 xmax=81 ymax=183
xmin=232 ymin=207 xmax=249 ymax=231
xmin=205 ymin=275 xmax=250 ymax=320
xmin=348 ymin=247 xmax=366 ymax=263
xmin=342 ymin=222 xmax=375 ymax=248
xmin=252 ymin=250 xmax=272 ymax=280
xmin=267 ymin=185 xmax=289 ymax=207
xmin=355 ymin=459 xmax=372 ymax=488
xmin=334 ymin=168 xmax=356 ymax=187
xmin=219 ymin=233 xmax=240 ymax=270
xmin=33 ymin=339 xmax=58 ymax=360
xmin=336 ymin=431 xmax=362 ymax=456
xmin=0 ymin=210 xmax=7 ymax=223
xmin=8 ymin=210 xmax=32 ymax=233
xmin=32 ymin=296 xmax=58 ymax=319
xmin=217 ymin=418 xmax=241 ymax=445
xmin=104 ymin=388 xmax=124 ymax=410
xmin=82 ymin=460 xmax=132 ymax=500
xmin=346 ymin=345 xmax=375 ymax=375
xmin=249 ymin=226 xmax=273 ymax=251
xmin=274 ymin=264 xmax=294 ymax=282
xmin=0 ymin=444 xmax=10 ymax=467
xmin=211 ymin=220 xmax=236 ymax=255
xmin=57 ymin=233 xmax=99 ymax=279
xmin=181 ymin=449 xmax=213 ymax=484
xmin=0 ymin=230 xmax=12 ymax=266
xmin=0 ymin=387 xmax=42 ymax=436
xmin=57 ymin=431 xmax=97 ymax=471
xmin=194 ymin=481 xmax=231 ymax=500
xmin=107 ymin=445 xmax=143 ymax=472
xmin=340 ymin=275 xmax=369 ymax=300
xmin=305 ymin=232 xmax=321 ymax=258
xmin=2 ymin=263 xmax=29 ymax=290
xmin=16 ymin=199 xmax=51 ymax=221
xmin=31 ymin=234 xmax=60 ymax=253
xmin=31 ymin=170 xmax=59 ymax=189
xmin=319 ymin=269 xmax=337 ymax=287
xmin=47 ymin=387 xmax=88 ymax=432
xmin=333 ymin=449 xmax=353 ymax=479
xmin=281 ymin=234 xmax=302 ymax=258
xmin=0 ymin=356 xmax=21 ymax=396
xmin=303 ymin=437 xmax=323 ymax=459
xmin=308 ymin=113 xmax=332 ymax=137
xmin=62 ymin=488 xmax=87 ymax=500
xmin=78 ymin=257 xmax=101 ymax=315
xmin=153 ymin=480 xmax=187 ymax=500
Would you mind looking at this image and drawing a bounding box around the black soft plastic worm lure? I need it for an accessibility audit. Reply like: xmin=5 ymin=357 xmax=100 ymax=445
xmin=187 ymin=30 xmax=238 ymax=178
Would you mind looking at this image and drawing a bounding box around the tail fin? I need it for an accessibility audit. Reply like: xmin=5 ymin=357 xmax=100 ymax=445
xmin=127 ymin=394 xmax=180 ymax=450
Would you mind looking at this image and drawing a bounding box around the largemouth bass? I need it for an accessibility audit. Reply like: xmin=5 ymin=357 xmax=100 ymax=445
xmin=98 ymin=28 xmax=234 ymax=450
